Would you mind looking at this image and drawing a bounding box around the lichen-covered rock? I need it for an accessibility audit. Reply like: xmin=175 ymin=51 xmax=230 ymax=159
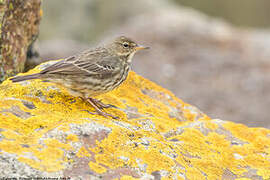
xmin=38 ymin=1 xmax=270 ymax=128
xmin=0 ymin=61 xmax=269 ymax=179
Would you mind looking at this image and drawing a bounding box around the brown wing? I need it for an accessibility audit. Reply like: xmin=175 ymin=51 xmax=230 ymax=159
xmin=40 ymin=52 xmax=120 ymax=76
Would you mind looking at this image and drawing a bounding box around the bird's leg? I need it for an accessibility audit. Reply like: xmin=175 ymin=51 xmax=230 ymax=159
xmin=89 ymin=98 xmax=114 ymax=109
xmin=86 ymin=97 xmax=118 ymax=119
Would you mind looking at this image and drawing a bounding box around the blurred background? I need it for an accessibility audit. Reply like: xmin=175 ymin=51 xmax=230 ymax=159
xmin=35 ymin=0 xmax=270 ymax=128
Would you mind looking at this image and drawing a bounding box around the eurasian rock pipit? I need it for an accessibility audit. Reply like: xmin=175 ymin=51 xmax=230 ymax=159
xmin=10 ymin=36 xmax=149 ymax=119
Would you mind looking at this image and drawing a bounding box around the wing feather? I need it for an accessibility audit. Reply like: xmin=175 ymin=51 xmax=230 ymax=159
xmin=39 ymin=51 xmax=119 ymax=77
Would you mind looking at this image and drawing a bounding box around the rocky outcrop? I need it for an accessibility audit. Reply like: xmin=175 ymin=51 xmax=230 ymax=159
xmin=105 ymin=6 xmax=270 ymax=128
xmin=0 ymin=61 xmax=269 ymax=179
xmin=38 ymin=1 xmax=270 ymax=128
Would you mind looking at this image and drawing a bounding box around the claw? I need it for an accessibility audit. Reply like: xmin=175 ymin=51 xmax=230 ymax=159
xmin=91 ymin=99 xmax=112 ymax=109
xmin=85 ymin=97 xmax=118 ymax=119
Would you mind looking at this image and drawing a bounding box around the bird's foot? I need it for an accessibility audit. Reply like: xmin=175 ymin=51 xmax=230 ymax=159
xmin=86 ymin=97 xmax=118 ymax=119
xmin=89 ymin=98 xmax=114 ymax=109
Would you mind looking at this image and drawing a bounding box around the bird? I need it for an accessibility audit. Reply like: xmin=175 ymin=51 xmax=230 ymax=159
xmin=10 ymin=36 xmax=149 ymax=119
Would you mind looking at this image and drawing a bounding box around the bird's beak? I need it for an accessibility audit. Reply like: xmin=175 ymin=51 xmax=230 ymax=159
xmin=135 ymin=45 xmax=150 ymax=51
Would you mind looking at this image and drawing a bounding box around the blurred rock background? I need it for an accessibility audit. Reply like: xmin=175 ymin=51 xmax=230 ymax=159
xmin=33 ymin=0 xmax=270 ymax=128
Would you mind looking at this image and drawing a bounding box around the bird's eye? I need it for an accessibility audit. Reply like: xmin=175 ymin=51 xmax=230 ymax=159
xmin=122 ymin=42 xmax=129 ymax=48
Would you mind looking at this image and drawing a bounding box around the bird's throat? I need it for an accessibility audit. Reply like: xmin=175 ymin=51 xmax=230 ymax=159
xmin=126 ymin=51 xmax=136 ymax=63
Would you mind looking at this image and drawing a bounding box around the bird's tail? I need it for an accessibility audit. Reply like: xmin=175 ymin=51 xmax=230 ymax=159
xmin=10 ymin=73 xmax=40 ymax=83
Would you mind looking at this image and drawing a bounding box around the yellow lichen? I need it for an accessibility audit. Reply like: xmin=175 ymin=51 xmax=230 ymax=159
xmin=257 ymin=169 xmax=270 ymax=180
xmin=0 ymin=61 xmax=269 ymax=178
xmin=205 ymin=120 xmax=218 ymax=130
xmin=120 ymin=175 xmax=138 ymax=180
xmin=185 ymin=166 xmax=205 ymax=180
xmin=76 ymin=147 xmax=91 ymax=158
xmin=66 ymin=134 xmax=79 ymax=142
xmin=89 ymin=161 xmax=107 ymax=174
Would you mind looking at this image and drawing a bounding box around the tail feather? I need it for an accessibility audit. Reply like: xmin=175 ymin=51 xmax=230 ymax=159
xmin=10 ymin=73 xmax=40 ymax=83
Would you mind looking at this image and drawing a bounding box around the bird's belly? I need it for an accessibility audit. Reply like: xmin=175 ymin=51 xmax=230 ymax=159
xmin=48 ymin=67 xmax=129 ymax=98
xmin=67 ymin=72 xmax=128 ymax=98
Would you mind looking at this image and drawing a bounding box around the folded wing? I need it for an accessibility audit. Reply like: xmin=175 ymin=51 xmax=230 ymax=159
xmin=40 ymin=54 xmax=119 ymax=77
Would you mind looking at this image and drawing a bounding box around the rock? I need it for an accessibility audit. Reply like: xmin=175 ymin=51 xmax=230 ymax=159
xmin=104 ymin=5 xmax=270 ymax=128
xmin=38 ymin=1 xmax=270 ymax=128
xmin=0 ymin=61 xmax=269 ymax=179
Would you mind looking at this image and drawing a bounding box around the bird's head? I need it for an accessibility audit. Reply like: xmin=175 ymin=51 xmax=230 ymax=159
xmin=107 ymin=36 xmax=149 ymax=62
